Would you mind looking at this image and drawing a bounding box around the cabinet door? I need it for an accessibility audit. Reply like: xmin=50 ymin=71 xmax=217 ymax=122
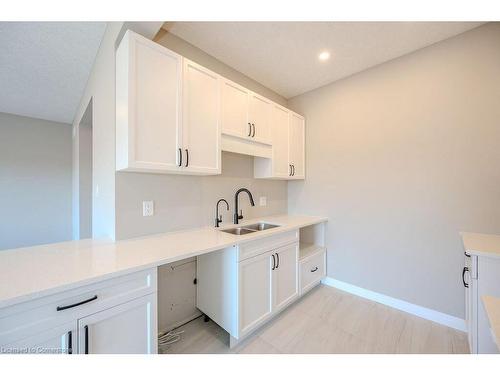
xmin=116 ymin=31 xmax=182 ymax=172
xmin=78 ymin=294 xmax=157 ymax=354
xmin=5 ymin=322 xmax=76 ymax=355
xmin=289 ymin=112 xmax=305 ymax=179
xmin=476 ymin=256 xmax=500 ymax=354
xmin=271 ymin=105 xmax=290 ymax=178
xmin=182 ymin=59 xmax=221 ymax=175
xmin=249 ymin=94 xmax=272 ymax=144
xmin=221 ymin=79 xmax=249 ymax=138
xmin=273 ymin=243 xmax=299 ymax=312
xmin=238 ymin=251 xmax=273 ymax=337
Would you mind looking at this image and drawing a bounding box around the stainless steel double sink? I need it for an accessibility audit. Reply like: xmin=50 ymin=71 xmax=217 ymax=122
xmin=220 ymin=222 xmax=281 ymax=235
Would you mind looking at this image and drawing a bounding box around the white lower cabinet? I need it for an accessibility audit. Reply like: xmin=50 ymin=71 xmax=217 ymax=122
xmin=78 ymin=294 xmax=156 ymax=354
xmin=6 ymin=322 xmax=76 ymax=354
xmin=464 ymin=253 xmax=500 ymax=354
xmin=273 ymin=243 xmax=299 ymax=312
xmin=238 ymin=252 xmax=273 ymax=337
xmin=196 ymin=231 xmax=303 ymax=346
xmin=0 ymin=268 xmax=157 ymax=354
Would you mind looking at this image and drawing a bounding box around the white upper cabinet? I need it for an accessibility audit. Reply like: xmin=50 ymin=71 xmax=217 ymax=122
xmin=248 ymin=93 xmax=272 ymax=144
xmin=254 ymin=106 xmax=305 ymax=180
xmin=116 ymin=30 xmax=182 ymax=173
xmin=116 ymin=31 xmax=220 ymax=175
xmin=116 ymin=30 xmax=304 ymax=179
xmin=289 ymin=112 xmax=305 ymax=179
xmin=182 ymin=59 xmax=221 ymax=175
xmin=221 ymin=79 xmax=249 ymax=138
xmin=220 ymin=78 xmax=272 ymax=146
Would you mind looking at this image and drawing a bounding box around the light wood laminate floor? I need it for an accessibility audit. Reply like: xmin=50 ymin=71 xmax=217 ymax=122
xmin=160 ymin=285 xmax=469 ymax=354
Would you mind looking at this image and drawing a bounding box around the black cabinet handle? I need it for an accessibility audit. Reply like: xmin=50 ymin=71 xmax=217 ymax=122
xmin=462 ymin=267 xmax=469 ymax=288
xmin=271 ymin=254 xmax=276 ymax=270
xmin=311 ymin=267 xmax=319 ymax=273
xmin=252 ymin=123 xmax=256 ymax=137
xmin=178 ymin=148 xmax=182 ymax=167
xmin=67 ymin=331 xmax=72 ymax=354
xmin=292 ymin=165 xmax=295 ymax=176
xmin=56 ymin=295 xmax=97 ymax=311
xmin=289 ymin=164 xmax=292 ymax=176
xmin=464 ymin=251 xmax=470 ymax=258
xmin=84 ymin=325 xmax=89 ymax=354
xmin=248 ymin=122 xmax=252 ymax=136
xmin=185 ymin=149 xmax=189 ymax=167
xmin=275 ymin=253 xmax=280 ymax=269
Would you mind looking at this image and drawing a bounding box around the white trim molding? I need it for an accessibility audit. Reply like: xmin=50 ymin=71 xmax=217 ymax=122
xmin=321 ymin=277 xmax=466 ymax=332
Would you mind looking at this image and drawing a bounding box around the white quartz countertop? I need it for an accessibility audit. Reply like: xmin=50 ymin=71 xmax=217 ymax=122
xmin=461 ymin=232 xmax=500 ymax=259
xmin=0 ymin=214 xmax=327 ymax=309
xmin=482 ymin=295 xmax=500 ymax=350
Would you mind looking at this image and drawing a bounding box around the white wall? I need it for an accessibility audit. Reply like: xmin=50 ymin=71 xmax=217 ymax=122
xmin=155 ymin=31 xmax=287 ymax=107
xmin=114 ymin=31 xmax=289 ymax=240
xmin=71 ymin=22 xmax=163 ymax=241
xmin=288 ymin=23 xmax=500 ymax=318
xmin=72 ymin=22 xmax=124 ymax=240
xmin=116 ymin=152 xmax=288 ymax=239
xmin=0 ymin=112 xmax=72 ymax=250
xmin=78 ymin=102 xmax=92 ymax=239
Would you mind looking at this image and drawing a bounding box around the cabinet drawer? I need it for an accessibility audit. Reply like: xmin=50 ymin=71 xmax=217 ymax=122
xmin=0 ymin=268 xmax=157 ymax=346
xmin=237 ymin=230 xmax=298 ymax=261
xmin=299 ymin=250 xmax=326 ymax=295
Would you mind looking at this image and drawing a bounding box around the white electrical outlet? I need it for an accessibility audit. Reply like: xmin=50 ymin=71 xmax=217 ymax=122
xmin=259 ymin=196 xmax=267 ymax=206
xmin=143 ymin=201 xmax=154 ymax=217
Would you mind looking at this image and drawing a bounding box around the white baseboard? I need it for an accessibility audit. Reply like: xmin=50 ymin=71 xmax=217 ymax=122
xmin=321 ymin=277 xmax=466 ymax=332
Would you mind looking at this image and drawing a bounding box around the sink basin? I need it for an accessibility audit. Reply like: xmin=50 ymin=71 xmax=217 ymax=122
xmin=221 ymin=227 xmax=256 ymax=235
xmin=241 ymin=222 xmax=280 ymax=231
xmin=220 ymin=222 xmax=281 ymax=235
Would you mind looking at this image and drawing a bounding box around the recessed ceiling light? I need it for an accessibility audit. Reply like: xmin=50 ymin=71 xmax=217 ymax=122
xmin=318 ymin=51 xmax=330 ymax=61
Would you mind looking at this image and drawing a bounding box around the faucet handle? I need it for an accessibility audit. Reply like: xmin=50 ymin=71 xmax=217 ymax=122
xmin=238 ymin=209 xmax=244 ymax=220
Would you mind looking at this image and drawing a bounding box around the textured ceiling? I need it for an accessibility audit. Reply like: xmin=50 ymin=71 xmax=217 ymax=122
xmin=165 ymin=22 xmax=484 ymax=98
xmin=0 ymin=22 xmax=106 ymax=124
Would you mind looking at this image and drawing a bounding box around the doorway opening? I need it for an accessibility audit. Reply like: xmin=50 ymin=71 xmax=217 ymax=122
xmin=78 ymin=98 xmax=93 ymax=239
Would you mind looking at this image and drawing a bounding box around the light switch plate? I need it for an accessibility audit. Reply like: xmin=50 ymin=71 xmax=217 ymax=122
xmin=143 ymin=201 xmax=154 ymax=216
xmin=259 ymin=196 xmax=267 ymax=206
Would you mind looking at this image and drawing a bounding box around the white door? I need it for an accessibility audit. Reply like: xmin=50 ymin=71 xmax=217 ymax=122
xmin=182 ymin=59 xmax=221 ymax=175
xmin=238 ymin=251 xmax=273 ymax=337
xmin=249 ymin=94 xmax=272 ymax=144
xmin=271 ymin=105 xmax=290 ymax=178
xmin=273 ymin=243 xmax=299 ymax=312
xmin=289 ymin=112 xmax=305 ymax=179
xmin=6 ymin=322 xmax=76 ymax=355
xmin=118 ymin=32 xmax=183 ymax=172
xmin=221 ymin=79 xmax=249 ymax=138
xmin=78 ymin=294 xmax=157 ymax=354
